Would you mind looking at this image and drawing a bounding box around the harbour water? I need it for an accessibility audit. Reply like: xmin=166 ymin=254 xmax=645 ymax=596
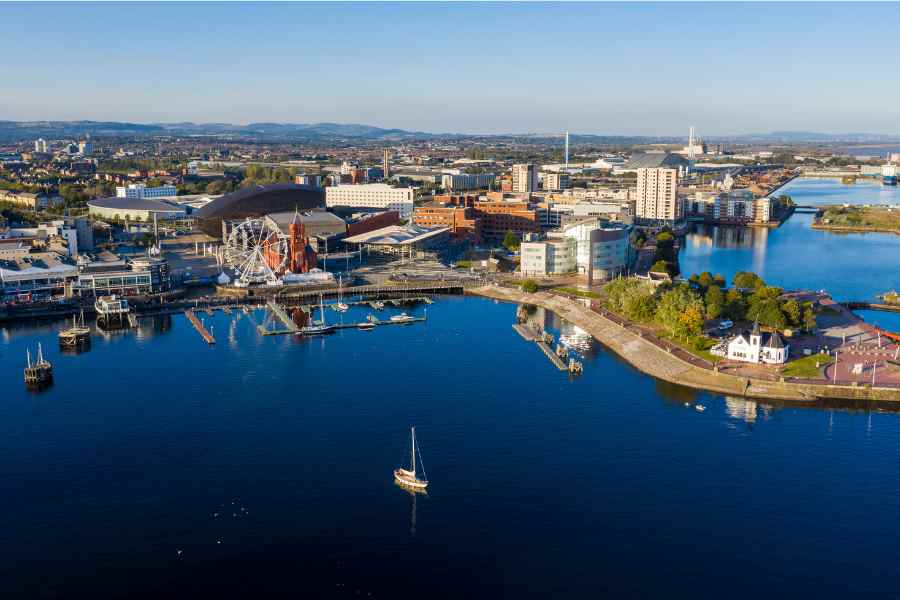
xmin=3 ymin=177 xmax=900 ymax=597
xmin=4 ymin=295 xmax=900 ymax=598
xmin=680 ymin=178 xmax=900 ymax=304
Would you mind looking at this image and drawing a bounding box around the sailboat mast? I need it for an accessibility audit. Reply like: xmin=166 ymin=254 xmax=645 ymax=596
xmin=26 ymin=348 xmax=32 ymax=369
xmin=411 ymin=427 xmax=416 ymax=476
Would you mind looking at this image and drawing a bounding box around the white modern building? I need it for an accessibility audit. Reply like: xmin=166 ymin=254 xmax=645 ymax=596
xmin=325 ymin=184 xmax=414 ymax=219
xmin=512 ymin=163 xmax=538 ymax=194
xmin=520 ymin=237 xmax=576 ymax=276
xmin=78 ymin=140 xmax=93 ymax=155
xmin=34 ymin=138 xmax=48 ymax=153
xmin=563 ymin=219 xmax=631 ymax=283
xmin=441 ymin=173 xmax=495 ymax=191
xmin=636 ymin=167 xmax=680 ymax=225
xmin=116 ymin=183 xmax=178 ymax=199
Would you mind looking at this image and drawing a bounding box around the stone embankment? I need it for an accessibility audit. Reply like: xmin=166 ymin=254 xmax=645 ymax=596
xmin=468 ymin=285 xmax=900 ymax=403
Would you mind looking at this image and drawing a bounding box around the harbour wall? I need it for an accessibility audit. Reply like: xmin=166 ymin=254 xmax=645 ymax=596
xmin=468 ymin=285 xmax=900 ymax=404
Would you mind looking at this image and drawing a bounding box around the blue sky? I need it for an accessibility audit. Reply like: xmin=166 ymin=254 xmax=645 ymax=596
xmin=2 ymin=2 xmax=898 ymax=135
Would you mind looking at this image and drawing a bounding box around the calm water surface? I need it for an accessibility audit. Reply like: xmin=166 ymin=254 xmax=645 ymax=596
xmin=680 ymin=178 xmax=900 ymax=301
xmin=3 ymin=297 xmax=900 ymax=598
xmin=4 ymin=178 xmax=900 ymax=598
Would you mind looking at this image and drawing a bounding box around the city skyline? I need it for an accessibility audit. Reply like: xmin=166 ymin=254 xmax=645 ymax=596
xmin=4 ymin=2 xmax=900 ymax=135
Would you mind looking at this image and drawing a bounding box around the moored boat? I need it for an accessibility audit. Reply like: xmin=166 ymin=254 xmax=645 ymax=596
xmin=394 ymin=426 xmax=428 ymax=491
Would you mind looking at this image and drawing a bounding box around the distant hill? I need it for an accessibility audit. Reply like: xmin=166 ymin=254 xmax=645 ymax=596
xmin=2 ymin=120 xmax=900 ymax=145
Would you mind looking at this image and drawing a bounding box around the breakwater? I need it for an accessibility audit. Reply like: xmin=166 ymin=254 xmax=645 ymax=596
xmin=469 ymin=285 xmax=900 ymax=403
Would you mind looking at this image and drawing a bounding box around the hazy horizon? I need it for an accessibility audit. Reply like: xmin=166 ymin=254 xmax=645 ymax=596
xmin=4 ymin=2 xmax=900 ymax=136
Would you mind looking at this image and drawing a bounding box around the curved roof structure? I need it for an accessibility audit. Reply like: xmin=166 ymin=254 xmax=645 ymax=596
xmin=343 ymin=224 xmax=449 ymax=246
xmin=194 ymin=184 xmax=324 ymax=237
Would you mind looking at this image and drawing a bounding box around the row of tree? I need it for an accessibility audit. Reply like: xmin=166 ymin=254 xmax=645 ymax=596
xmin=605 ymin=270 xmax=818 ymax=344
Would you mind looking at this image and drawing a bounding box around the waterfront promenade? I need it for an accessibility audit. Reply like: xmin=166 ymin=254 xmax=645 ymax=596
xmin=469 ymin=285 xmax=900 ymax=403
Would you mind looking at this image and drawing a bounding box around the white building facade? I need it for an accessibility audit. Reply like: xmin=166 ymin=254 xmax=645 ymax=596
xmin=721 ymin=325 xmax=789 ymax=365
xmin=325 ymin=184 xmax=415 ymax=218
xmin=562 ymin=220 xmax=631 ymax=283
xmin=520 ymin=238 xmax=577 ymax=276
xmin=116 ymin=183 xmax=178 ymax=199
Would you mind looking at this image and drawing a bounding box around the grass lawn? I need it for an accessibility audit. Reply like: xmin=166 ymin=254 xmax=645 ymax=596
xmin=782 ymin=353 xmax=832 ymax=378
xmin=658 ymin=332 xmax=719 ymax=364
xmin=553 ymin=286 xmax=599 ymax=299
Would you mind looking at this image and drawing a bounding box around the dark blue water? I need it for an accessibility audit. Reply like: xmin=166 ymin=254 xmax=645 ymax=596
xmin=680 ymin=178 xmax=900 ymax=302
xmin=3 ymin=298 xmax=900 ymax=598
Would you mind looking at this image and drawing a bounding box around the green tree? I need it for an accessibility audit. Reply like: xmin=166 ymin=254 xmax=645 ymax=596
xmin=733 ymin=271 xmax=765 ymax=290
xmin=747 ymin=286 xmax=787 ymax=329
xmin=723 ymin=288 xmax=747 ymax=321
xmin=704 ymin=285 xmax=725 ymax=319
xmin=650 ymin=260 xmax=676 ymax=277
xmin=782 ymin=298 xmax=802 ymax=327
xmin=502 ymin=231 xmax=520 ymax=251
xmin=656 ymin=284 xmax=704 ymax=339
xmin=521 ymin=279 xmax=538 ymax=293
xmin=802 ymin=303 xmax=817 ymax=332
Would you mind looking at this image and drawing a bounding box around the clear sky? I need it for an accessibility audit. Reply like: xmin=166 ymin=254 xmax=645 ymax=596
xmin=2 ymin=2 xmax=899 ymax=136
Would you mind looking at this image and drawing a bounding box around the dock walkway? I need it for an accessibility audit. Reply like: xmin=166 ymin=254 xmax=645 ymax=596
xmin=186 ymin=309 xmax=216 ymax=344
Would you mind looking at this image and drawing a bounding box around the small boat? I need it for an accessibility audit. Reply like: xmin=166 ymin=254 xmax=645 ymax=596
xmin=372 ymin=301 xmax=385 ymax=310
xmin=394 ymin=427 xmax=428 ymax=491
xmin=301 ymin=293 xmax=334 ymax=335
xmin=695 ymin=405 xmax=706 ymax=412
xmin=334 ymin=276 xmax=349 ymax=312
xmin=357 ymin=321 xmax=376 ymax=331
xmin=58 ymin=311 xmax=91 ymax=347
xmin=24 ymin=343 xmax=53 ymax=386
xmin=390 ymin=312 xmax=415 ymax=324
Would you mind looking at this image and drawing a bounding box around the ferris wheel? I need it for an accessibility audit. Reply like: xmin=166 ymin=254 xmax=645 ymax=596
xmin=223 ymin=217 xmax=289 ymax=287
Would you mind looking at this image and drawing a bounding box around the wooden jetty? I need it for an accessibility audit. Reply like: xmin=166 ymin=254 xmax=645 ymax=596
xmin=186 ymin=309 xmax=216 ymax=344
xmin=24 ymin=343 xmax=53 ymax=386
xmin=258 ymin=300 xmax=301 ymax=336
xmin=511 ymin=324 xmax=580 ymax=373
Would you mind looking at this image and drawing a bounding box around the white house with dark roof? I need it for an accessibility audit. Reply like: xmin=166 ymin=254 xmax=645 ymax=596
xmin=725 ymin=323 xmax=789 ymax=365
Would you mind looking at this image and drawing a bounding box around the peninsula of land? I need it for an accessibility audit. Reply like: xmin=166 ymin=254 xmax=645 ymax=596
xmin=469 ymin=284 xmax=900 ymax=404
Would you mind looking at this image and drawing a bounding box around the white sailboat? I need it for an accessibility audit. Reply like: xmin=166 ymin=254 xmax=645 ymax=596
xmin=334 ymin=275 xmax=349 ymax=312
xmin=303 ymin=293 xmax=335 ymax=335
xmin=394 ymin=426 xmax=428 ymax=491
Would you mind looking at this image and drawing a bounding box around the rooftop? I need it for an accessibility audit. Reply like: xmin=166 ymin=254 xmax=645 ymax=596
xmin=87 ymin=196 xmax=186 ymax=212
xmin=342 ymin=224 xmax=449 ymax=246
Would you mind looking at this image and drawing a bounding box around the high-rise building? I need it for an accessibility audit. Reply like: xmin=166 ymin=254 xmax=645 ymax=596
xmin=78 ymin=140 xmax=93 ymax=155
xmin=383 ymin=148 xmax=391 ymax=180
xmin=511 ymin=163 xmax=538 ymax=194
xmin=34 ymin=138 xmax=48 ymax=153
xmin=635 ymin=168 xmax=680 ymax=225
xmin=543 ymin=172 xmax=570 ymax=191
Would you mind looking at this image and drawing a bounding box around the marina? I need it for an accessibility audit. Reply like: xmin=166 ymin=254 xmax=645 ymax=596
xmin=7 ymin=295 xmax=900 ymax=598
